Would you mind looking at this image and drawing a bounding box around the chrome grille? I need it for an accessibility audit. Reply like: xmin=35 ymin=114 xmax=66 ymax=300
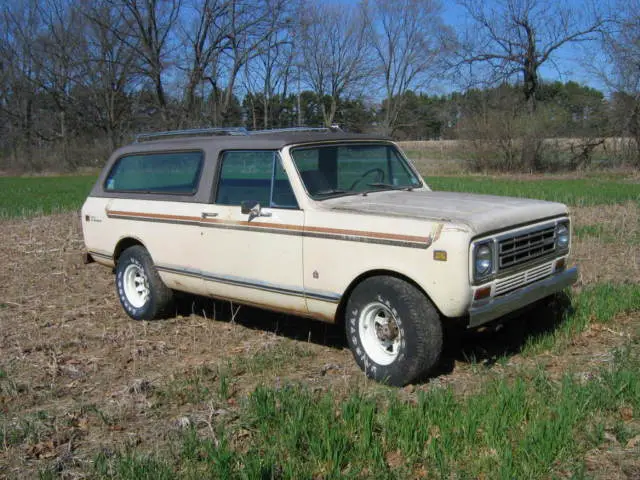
xmin=494 ymin=262 xmax=554 ymax=296
xmin=498 ymin=225 xmax=556 ymax=270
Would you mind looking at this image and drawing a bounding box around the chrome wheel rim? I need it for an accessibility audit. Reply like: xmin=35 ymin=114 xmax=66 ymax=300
xmin=123 ymin=263 xmax=150 ymax=308
xmin=358 ymin=302 xmax=401 ymax=365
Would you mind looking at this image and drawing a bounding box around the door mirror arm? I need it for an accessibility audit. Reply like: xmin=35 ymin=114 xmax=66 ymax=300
xmin=240 ymin=200 xmax=272 ymax=220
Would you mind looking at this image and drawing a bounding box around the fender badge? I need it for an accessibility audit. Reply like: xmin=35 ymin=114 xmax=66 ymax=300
xmin=433 ymin=250 xmax=447 ymax=261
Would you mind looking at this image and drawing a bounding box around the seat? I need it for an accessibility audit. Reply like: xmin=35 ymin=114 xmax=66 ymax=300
xmin=300 ymin=170 xmax=331 ymax=195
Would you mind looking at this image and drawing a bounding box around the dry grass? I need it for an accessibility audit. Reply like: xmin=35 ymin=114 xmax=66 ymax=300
xmin=398 ymin=138 xmax=640 ymax=176
xmin=398 ymin=140 xmax=470 ymax=175
xmin=571 ymin=202 xmax=640 ymax=286
xmin=0 ymin=208 xmax=638 ymax=477
xmin=0 ymin=213 xmax=362 ymax=475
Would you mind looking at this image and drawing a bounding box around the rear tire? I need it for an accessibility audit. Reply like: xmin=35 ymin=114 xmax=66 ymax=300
xmin=345 ymin=276 xmax=443 ymax=386
xmin=115 ymin=246 xmax=174 ymax=320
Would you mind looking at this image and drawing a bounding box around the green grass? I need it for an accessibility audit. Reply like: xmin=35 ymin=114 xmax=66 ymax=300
xmin=93 ymin=346 xmax=640 ymax=479
xmin=152 ymin=342 xmax=316 ymax=408
xmin=233 ymin=342 xmax=315 ymax=376
xmin=427 ymin=176 xmax=640 ymax=206
xmin=1 ymin=173 xmax=638 ymax=219
xmin=1 ymin=410 xmax=53 ymax=448
xmin=153 ymin=365 xmax=219 ymax=408
xmin=94 ymin=449 xmax=174 ymax=480
xmin=0 ymin=175 xmax=96 ymax=219
xmin=89 ymin=282 xmax=640 ymax=478
xmin=522 ymin=283 xmax=640 ymax=355
xmin=575 ymin=224 xmax=640 ymax=244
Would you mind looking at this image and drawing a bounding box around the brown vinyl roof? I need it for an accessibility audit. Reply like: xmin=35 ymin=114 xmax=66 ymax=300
xmin=116 ymin=131 xmax=390 ymax=156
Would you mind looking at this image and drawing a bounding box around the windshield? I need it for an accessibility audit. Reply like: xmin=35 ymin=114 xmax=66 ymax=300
xmin=290 ymin=143 xmax=422 ymax=199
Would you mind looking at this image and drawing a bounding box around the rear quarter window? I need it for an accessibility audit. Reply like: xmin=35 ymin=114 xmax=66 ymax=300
xmin=104 ymin=151 xmax=203 ymax=194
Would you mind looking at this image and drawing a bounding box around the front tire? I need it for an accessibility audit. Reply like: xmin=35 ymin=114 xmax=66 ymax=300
xmin=345 ymin=276 xmax=443 ymax=386
xmin=115 ymin=245 xmax=174 ymax=320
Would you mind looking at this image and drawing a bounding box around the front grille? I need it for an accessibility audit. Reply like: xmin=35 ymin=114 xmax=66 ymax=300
xmin=494 ymin=262 xmax=554 ymax=296
xmin=498 ymin=225 xmax=556 ymax=270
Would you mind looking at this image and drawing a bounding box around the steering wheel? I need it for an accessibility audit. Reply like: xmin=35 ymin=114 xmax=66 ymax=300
xmin=349 ymin=168 xmax=385 ymax=190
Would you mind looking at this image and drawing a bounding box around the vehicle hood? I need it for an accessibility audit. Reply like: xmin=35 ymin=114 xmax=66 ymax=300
xmin=325 ymin=190 xmax=568 ymax=234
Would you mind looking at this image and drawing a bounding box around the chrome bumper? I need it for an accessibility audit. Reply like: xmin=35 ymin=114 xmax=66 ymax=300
xmin=468 ymin=267 xmax=579 ymax=328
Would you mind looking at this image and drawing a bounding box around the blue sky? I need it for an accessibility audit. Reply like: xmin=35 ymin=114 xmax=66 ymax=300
xmin=440 ymin=1 xmax=605 ymax=91
xmin=330 ymin=0 xmax=607 ymax=93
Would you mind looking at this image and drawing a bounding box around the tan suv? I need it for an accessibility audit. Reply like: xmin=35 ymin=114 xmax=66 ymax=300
xmin=81 ymin=127 xmax=578 ymax=386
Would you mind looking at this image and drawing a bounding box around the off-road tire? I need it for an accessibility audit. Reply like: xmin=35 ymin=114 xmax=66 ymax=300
xmin=115 ymin=246 xmax=174 ymax=321
xmin=345 ymin=276 xmax=443 ymax=386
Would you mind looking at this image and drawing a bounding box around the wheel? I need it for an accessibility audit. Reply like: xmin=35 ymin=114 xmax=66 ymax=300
xmin=115 ymin=245 xmax=174 ymax=320
xmin=349 ymin=168 xmax=385 ymax=190
xmin=345 ymin=276 xmax=443 ymax=386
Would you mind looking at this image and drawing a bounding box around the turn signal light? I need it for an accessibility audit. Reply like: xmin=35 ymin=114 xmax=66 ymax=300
xmin=555 ymin=258 xmax=566 ymax=272
xmin=474 ymin=286 xmax=491 ymax=300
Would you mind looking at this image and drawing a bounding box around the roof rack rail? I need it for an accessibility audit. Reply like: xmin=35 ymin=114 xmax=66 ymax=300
xmin=250 ymin=126 xmax=342 ymax=134
xmin=134 ymin=127 xmax=248 ymax=142
xmin=133 ymin=125 xmax=343 ymax=142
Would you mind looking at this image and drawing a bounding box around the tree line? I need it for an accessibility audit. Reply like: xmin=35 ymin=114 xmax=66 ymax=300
xmin=0 ymin=0 xmax=638 ymax=172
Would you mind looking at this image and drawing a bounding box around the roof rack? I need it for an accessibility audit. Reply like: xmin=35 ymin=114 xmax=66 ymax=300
xmin=134 ymin=125 xmax=343 ymax=142
xmin=134 ymin=127 xmax=248 ymax=143
xmin=250 ymin=126 xmax=342 ymax=135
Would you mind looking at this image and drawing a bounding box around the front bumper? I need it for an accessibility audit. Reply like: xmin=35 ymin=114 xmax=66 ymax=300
xmin=468 ymin=266 xmax=578 ymax=328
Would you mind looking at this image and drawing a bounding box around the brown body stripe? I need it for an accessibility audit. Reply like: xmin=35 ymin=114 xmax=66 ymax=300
xmin=106 ymin=210 xmax=431 ymax=247
xmin=304 ymin=225 xmax=426 ymax=243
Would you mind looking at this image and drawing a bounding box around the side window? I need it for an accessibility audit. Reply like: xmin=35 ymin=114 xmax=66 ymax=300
xmin=216 ymin=151 xmax=298 ymax=209
xmin=104 ymin=151 xmax=203 ymax=194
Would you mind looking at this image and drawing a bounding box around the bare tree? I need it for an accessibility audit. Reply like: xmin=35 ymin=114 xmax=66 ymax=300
xmin=297 ymin=1 xmax=371 ymax=127
xmin=241 ymin=2 xmax=293 ymax=129
xmin=178 ymin=0 xmax=287 ymax=126
xmin=601 ymin=0 xmax=640 ymax=165
xmin=0 ymin=0 xmax=45 ymax=168
xmin=81 ymin=0 xmax=140 ymax=149
xmin=457 ymin=0 xmax=607 ymax=169
xmin=179 ymin=0 xmax=230 ymax=123
xmin=31 ymin=0 xmax=86 ymax=143
xmin=215 ymin=0 xmax=287 ymax=125
xmin=105 ymin=0 xmax=182 ymax=120
xmin=364 ymin=0 xmax=452 ymax=135
xmin=458 ymin=0 xmax=607 ymax=113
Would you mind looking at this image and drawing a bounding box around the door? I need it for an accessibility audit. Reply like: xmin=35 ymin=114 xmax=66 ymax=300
xmin=200 ymin=150 xmax=307 ymax=314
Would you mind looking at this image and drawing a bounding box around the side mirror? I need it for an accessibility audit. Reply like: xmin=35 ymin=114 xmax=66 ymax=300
xmin=240 ymin=200 xmax=259 ymax=215
xmin=240 ymin=200 xmax=272 ymax=219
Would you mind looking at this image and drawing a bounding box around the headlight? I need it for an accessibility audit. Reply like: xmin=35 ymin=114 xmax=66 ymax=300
xmin=474 ymin=243 xmax=493 ymax=279
xmin=556 ymin=223 xmax=570 ymax=250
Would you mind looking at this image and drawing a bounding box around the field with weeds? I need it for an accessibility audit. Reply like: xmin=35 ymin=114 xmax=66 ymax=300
xmin=0 ymin=172 xmax=639 ymax=478
xmin=1 ymin=172 xmax=638 ymax=219
xmin=0 ymin=176 xmax=96 ymax=219
xmin=398 ymin=139 xmax=640 ymax=175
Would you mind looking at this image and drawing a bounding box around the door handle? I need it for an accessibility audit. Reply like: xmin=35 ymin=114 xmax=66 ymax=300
xmin=201 ymin=212 xmax=219 ymax=219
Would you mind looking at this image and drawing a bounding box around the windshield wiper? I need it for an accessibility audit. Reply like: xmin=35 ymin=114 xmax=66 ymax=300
xmin=366 ymin=182 xmax=415 ymax=192
xmin=315 ymin=188 xmax=350 ymax=196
